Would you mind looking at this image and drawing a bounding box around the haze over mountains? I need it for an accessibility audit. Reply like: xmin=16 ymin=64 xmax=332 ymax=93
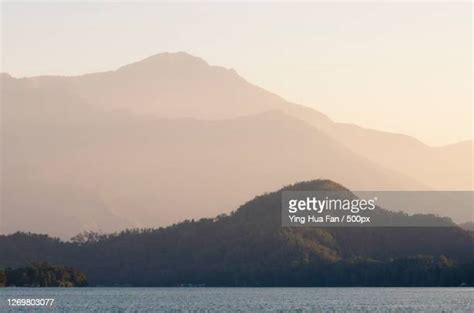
xmin=1 ymin=52 xmax=472 ymax=237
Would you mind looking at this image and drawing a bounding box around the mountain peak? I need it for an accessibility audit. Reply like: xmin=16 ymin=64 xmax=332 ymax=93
xmin=118 ymin=52 xmax=210 ymax=72
xmin=144 ymin=51 xmax=208 ymax=64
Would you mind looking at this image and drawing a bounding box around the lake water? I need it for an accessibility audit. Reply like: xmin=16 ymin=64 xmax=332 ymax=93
xmin=0 ymin=287 xmax=472 ymax=312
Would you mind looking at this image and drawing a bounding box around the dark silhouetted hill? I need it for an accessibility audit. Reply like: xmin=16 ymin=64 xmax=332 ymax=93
xmin=0 ymin=180 xmax=472 ymax=286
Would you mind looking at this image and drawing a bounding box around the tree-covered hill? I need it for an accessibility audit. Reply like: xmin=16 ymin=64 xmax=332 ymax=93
xmin=0 ymin=180 xmax=473 ymax=286
xmin=0 ymin=262 xmax=87 ymax=287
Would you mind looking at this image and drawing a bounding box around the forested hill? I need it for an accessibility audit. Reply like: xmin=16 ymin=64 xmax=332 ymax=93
xmin=1 ymin=180 xmax=473 ymax=286
xmin=0 ymin=262 xmax=87 ymax=287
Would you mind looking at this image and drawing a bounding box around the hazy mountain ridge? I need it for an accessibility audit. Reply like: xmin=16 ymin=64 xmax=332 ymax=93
xmin=3 ymin=52 xmax=470 ymax=190
xmin=2 ymin=79 xmax=423 ymax=236
xmin=1 ymin=52 xmax=472 ymax=237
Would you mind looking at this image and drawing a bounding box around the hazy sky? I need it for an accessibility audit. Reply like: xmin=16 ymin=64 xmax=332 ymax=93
xmin=1 ymin=1 xmax=472 ymax=146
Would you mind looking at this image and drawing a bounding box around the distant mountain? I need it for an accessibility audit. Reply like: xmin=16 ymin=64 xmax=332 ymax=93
xmin=0 ymin=180 xmax=472 ymax=287
xmin=2 ymin=75 xmax=423 ymax=237
xmin=10 ymin=52 xmax=471 ymax=190
xmin=1 ymin=52 xmax=472 ymax=237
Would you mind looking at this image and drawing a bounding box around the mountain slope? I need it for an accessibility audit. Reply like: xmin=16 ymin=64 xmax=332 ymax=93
xmin=0 ymin=180 xmax=472 ymax=286
xmin=15 ymin=52 xmax=472 ymax=190
xmin=2 ymin=52 xmax=472 ymax=237
xmin=2 ymin=75 xmax=422 ymax=237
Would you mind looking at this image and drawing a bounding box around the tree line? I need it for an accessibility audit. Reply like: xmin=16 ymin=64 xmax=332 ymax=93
xmin=0 ymin=180 xmax=472 ymax=287
xmin=0 ymin=262 xmax=87 ymax=287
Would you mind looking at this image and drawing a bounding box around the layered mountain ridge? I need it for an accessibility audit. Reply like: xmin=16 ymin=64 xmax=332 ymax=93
xmin=1 ymin=52 xmax=472 ymax=237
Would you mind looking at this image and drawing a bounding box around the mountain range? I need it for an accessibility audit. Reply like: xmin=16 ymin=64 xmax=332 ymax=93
xmin=1 ymin=52 xmax=472 ymax=237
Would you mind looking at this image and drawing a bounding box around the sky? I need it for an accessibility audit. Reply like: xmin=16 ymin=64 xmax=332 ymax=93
xmin=1 ymin=1 xmax=472 ymax=146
